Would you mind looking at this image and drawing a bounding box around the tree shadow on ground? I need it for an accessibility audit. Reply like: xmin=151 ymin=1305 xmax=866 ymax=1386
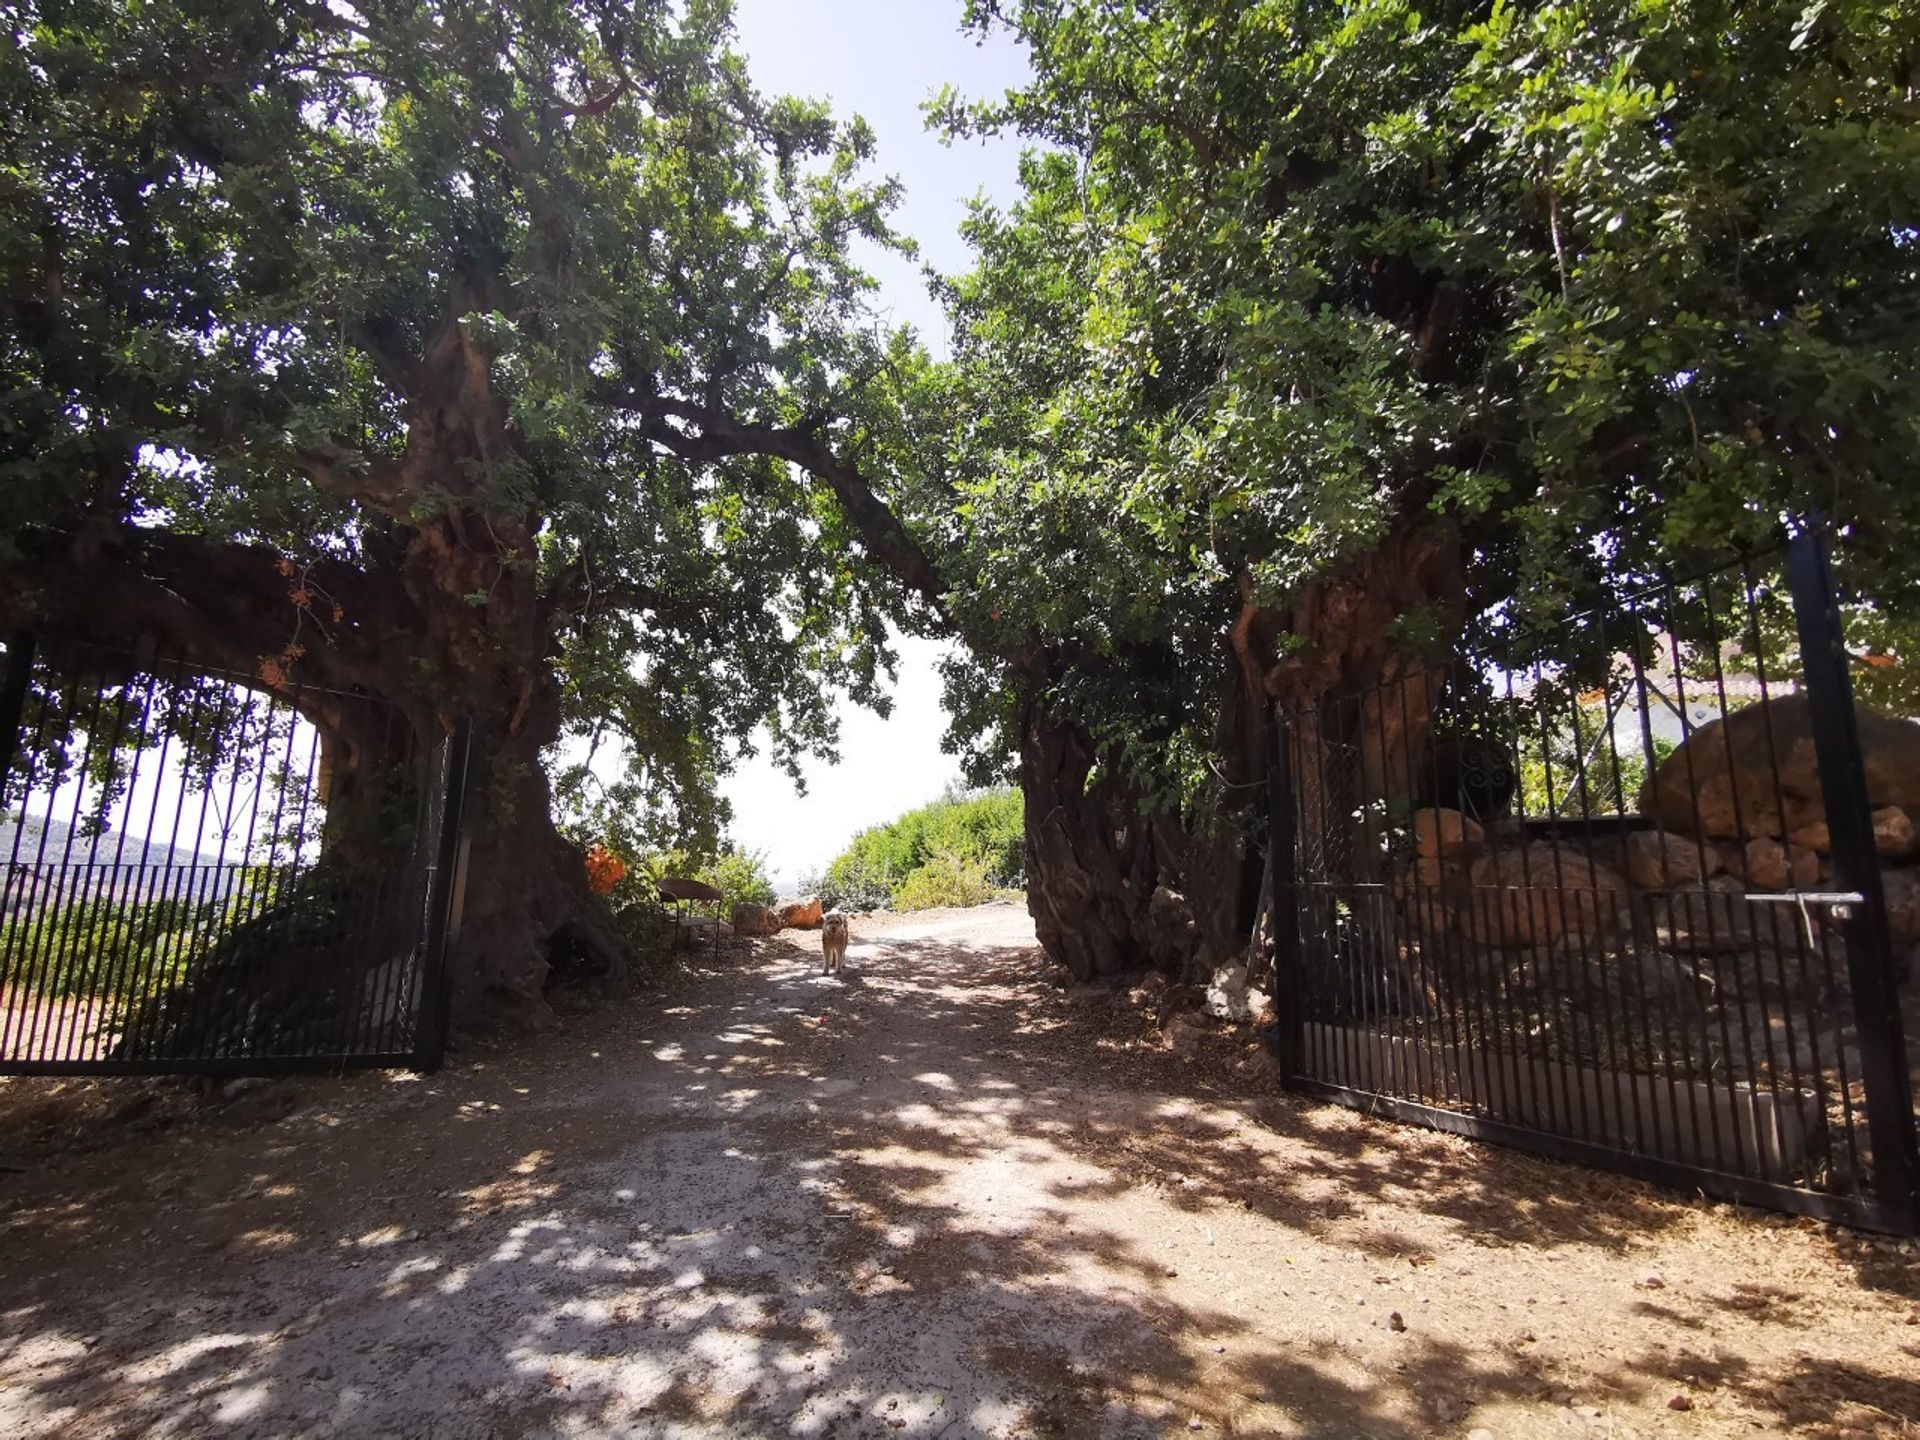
xmin=0 ymin=909 xmax=1913 ymax=1437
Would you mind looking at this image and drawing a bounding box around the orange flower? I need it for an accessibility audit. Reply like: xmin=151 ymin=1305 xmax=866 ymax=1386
xmin=584 ymin=844 xmax=626 ymax=896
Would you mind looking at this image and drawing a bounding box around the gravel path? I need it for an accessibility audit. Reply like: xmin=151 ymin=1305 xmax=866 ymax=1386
xmin=0 ymin=904 xmax=1916 ymax=1438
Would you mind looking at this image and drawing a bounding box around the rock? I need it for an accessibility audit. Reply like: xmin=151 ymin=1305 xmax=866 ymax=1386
xmin=1165 ymin=1013 xmax=1207 ymax=1057
xmin=1647 ymin=887 xmax=1757 ymax=955
xmin=1743 ymin=837 xmax=1791 ymax=891
xmin=1667 ymin=1395 xmax=1694 ymax=1412
xmin=1413 ymin=807 xmax=1484 ymax=858
xmin=1237 ymin=1044 xmax=1281 ymax=1082
xmin=731 ymin=903 xmax=782 ymax=936
xmin=1787 ymin=844 xmax=1821 ymax=890
xmin=1147 ymin=885 xmax=1203 ymax=973
xmin=1464 ymin=843 xmax=1629 ymax=948
xmin=1204 ymin=962 xmax=1252 ymax=1021
xmin=1156 ymin=982 xmax=1205 ymax=1030
xmin=1129 ymin=972 xmax=1170 ymax=1009
xmin=1875 ymin=806 xmax=1915 ymax=859
xmin=779 ymin=896 xmax=825 ymax=930
xmin=1714 ymin=839 xmax=1747 ymax=877
xmin=1788 ymin=819 xmax=1831 ymax=854
xmin=1639 ymin=696 xmax=1920 ymax=839
xmin=1883 ymin=868 xmax=1920 ymax=943
xmin=1624 ymin=830 xmax=1714 ymax=890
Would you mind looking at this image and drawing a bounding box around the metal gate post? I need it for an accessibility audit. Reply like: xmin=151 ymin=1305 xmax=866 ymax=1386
xmin=415 ymin=717 xmax=475 ymax=1074
xmin=1268 ymin=707 xmax=1304 ymax=1085
xmin=1787 ymin=521 xmax=1920 ymax=1233
xmin=0 ymin=632 xmax=34 ymax=812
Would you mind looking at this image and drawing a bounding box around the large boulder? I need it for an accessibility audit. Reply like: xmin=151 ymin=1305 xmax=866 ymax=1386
xmin=1742 ymin=837 xmax=1792 ymax=891
xmin=1463 ymin=842 xmax=1630 ymax=948
xmin=780 ymin=896 xmax=824 ymax=930
xmin=1638 ymin=696 xmax=1920 ymax=841
xmin=731 ymin=903 xmax=783 ymax=937
xmin=1412 ymin=807 xmax=1484 ymax=858
xmin=1875 ymin=806 xmax=1916 ymax=859
xmin=1623 ymin=829 xmax=1719 ymax=890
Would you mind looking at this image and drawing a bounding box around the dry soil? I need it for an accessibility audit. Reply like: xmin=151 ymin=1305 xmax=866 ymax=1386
xmin=0 ymin=904 xmax=1916 ymax=1438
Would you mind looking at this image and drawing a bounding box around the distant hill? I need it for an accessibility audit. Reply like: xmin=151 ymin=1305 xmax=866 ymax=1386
xmin=1 ymin=813 xmax=244 ymax=917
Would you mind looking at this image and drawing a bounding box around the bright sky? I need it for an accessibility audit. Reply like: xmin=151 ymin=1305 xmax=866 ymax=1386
xmin=719 ymin=1 xmax=1031 ymax=893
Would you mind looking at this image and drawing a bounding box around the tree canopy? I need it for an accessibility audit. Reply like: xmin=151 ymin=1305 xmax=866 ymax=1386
xmin=0 ymin=0 xmax=954 ymax=1008
xmin=921 ymin=0 xmax=1920 ymax=974
xmin=4 ymin=0 xmax=1917 ymax=999
xmin=938 ymin=0 xmax=1920 ymax=741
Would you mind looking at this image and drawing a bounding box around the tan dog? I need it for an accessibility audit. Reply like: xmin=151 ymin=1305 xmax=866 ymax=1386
xmin=821 ymin=911 xmax=849 ymax=975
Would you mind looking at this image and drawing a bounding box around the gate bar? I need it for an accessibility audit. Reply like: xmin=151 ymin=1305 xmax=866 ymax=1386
xmin=1787 ymin=520 xmax=1920 ymax=1233
xmin=414 ymin=717 xmax=474 ymax=1074
xmin=0 ymin=632 xmax=33 ymax=812
xmin=1268 ymin=707 xmax=1303 ymax=1083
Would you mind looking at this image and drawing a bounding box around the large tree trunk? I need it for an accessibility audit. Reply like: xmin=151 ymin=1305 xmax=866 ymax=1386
xmin=11 ymin=513 xmax=627 ymax=1037
xmin=278 ymin=496 xmax=626 ymax=1026
xmin=1234 ymin=525 xmax=1467 ymax=874
xmin=1020 ymin=524 xmax=1468 ymax=989
xmin=449 ymin=722 xmax=625 ymax=1024
xmin=1020 ymin=698 xmax=1160 ymax=981
xmin=1019 ymin=664 xmax=1261 ymax=984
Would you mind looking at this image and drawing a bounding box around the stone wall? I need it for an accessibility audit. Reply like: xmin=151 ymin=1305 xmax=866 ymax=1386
xmin=1392 ymin=695 xmax=1920 ymax=985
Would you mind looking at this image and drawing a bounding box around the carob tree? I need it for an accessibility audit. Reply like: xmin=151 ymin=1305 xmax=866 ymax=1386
xmin=0 ymin=0 xmax=949 ymax=1022
xmin=921 ymin=0 xmax=1920 ymax=979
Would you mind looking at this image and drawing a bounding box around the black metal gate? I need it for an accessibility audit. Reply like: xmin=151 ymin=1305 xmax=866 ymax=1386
xmin=1268 ymin=525 xmax=1920 ymax=1234
xmin=0 ymin=634 xmax=471 ymax=1076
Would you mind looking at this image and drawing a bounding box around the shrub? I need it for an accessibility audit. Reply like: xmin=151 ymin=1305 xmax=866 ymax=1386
xmin=821 ymin=788 xmax=1023 ymax=911
xmin=0 ymin=896 xmax=206 ymax=1000
xmin=605 ymin=892 xmax=675 ymax=972
xmin=892 ymin=848 xmax=994 ymax=912
xmin=626 ymin=843 xmax=776 ymax=912
xmin=699 ymin=846 xmax=777 ymax=910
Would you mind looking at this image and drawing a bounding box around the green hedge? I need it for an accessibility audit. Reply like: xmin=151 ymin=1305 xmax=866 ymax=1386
xmin=820 ymin=789 xmax=1024 ymax=911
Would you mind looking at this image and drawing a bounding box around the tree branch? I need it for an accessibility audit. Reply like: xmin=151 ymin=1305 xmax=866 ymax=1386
xmin=598 ymin=389 xmax=954 ymax=622
xmin=1 ymin=527 xmax=406 ymax=698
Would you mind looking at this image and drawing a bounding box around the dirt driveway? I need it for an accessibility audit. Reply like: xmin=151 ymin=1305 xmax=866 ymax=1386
xmin=1 ymin=904 xmax=1916 ymax=1439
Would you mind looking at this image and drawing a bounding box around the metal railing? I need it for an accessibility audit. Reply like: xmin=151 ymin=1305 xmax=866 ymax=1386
xmin=1267 ymin=524 xmax=1920 ymax=1234
xmin=0 ymin=634 xmax=469 ymax=1076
